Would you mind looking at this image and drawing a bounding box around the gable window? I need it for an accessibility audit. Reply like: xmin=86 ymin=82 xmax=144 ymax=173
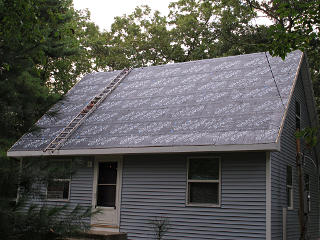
xmin=287 ymin=165 xmax=293 ymax=209
xmin=187 ymin=157 xmax=220 ymax=206
xmin=47 ymin=160 xmax=71 ymax=201
xmin=295 ymin=101 xmax=301 ymax=130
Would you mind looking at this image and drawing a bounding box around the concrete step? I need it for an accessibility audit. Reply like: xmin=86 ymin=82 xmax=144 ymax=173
xmin=67 ymin=230 xmax=127 ymax=240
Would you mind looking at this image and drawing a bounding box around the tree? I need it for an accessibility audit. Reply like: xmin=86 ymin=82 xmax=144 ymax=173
xmin=246 ymin=0 xmax=320 ymax=58
xmin=0 ymin=0 xmax=74 ymax=144
xmin=168 ymin=0 xmax=265 ymax=60
xmin=44 ymin=9 xmax=108 ymax=94
xmin=245 ymin=0 xmax=320 ymax=113
xmin=104 ymin=6 xmax=172 ymax=70
xmin=0 ymin=1 xmax=102 ymax=238
xmin=244 ymin=2 xmax=319 ymax=239
xmin=0 ymin=0 xmax=106 ymax=148
xmin=102 ymin=0 xmax=269 ymax=70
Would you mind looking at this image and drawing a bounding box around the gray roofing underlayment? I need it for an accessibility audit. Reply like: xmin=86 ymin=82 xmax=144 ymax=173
xmin=9 ymin=50 xmax=303 ymax=152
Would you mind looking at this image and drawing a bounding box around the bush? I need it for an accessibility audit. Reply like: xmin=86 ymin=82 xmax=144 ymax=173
xmin=1 ymin=202 xmax=92 ymax=240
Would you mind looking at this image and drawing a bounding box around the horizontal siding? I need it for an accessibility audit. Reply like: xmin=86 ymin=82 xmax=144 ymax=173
xmin=25 ymin=159 xmax=94 ymax=224
xmin=120 ymin=153 xmax=266 ymax=240
xmin=271 ymin=71 xmax=319 ymax=239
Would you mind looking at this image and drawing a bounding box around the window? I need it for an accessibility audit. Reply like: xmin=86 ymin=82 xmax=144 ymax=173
xmin=287 ymin=165 xmax=293 ymax=209
xmin=187 ymin=157 xmax=220 ymax=206
xmin=304 ymin=174 xmax=311 ymax=212
xmin=295 ymin=101 xmax=301 ymax=130
xmin=47 ymin=160 xmax=71 ymax=200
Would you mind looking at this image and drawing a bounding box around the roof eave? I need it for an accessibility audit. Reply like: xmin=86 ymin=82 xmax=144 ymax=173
xmin=7 ymin=142 xmax=280 ymax=157
xmin=276 ymin=51 xmax=304 ymax=143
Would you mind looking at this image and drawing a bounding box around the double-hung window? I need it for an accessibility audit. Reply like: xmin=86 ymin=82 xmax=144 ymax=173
xmin=47 ymin=160 xmax=71 ymax=201
xmin=187 ymin=157 xmax=220 ymax=206
xmin=287 ymin=165 xmax=293 ymax=209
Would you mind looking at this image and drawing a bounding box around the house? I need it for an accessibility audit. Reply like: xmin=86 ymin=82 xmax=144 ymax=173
xmin=7 ymin=50 xmax=319 ymax=239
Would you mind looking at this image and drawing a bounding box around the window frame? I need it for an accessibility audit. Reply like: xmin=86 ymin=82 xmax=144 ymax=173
xmin=287 ymin=165 xmax=293 ymax=210
xmin=186 ymin=156 xmax=221 ymax=207
xmin=46 ymin=159 xmax=72 ymax=202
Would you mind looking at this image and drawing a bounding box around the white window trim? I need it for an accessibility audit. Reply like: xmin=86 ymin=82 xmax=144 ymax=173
xmin=186 ymin=156 xmax=221 ymax=207
xmin=46 ymin=159 xmax=72 ymax=202
xmin=287 ymin=165 xmax=293 ymax=210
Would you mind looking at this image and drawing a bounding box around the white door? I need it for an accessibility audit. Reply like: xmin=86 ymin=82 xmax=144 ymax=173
xmin=91 ymin=156 xmax=122 ymax=232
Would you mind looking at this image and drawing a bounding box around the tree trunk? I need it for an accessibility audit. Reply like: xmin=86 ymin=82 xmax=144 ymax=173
xmin=296 ymin=138 xmax=306 ymax=240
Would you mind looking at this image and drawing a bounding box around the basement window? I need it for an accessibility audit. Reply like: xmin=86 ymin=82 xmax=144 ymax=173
xmin=295 ymin=101 xmax=301 ymax=130
xmin=47 ymin=161 xmax=71 ymax=201
xmin=287 ymin=165 xmax=293 ymax=209
xmin=187 ymin=157 xmax=220 ymax=206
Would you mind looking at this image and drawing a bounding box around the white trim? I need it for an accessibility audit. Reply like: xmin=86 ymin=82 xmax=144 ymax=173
xmin=7 ymin=142 xmax=280 ymax=157
xmin=266 ymin=152 xmax=271 ymax=240
xmin=186 ymin=156 xmax=221 ymax=207
xmin=91 ymin=155 xmax=123 ymax=232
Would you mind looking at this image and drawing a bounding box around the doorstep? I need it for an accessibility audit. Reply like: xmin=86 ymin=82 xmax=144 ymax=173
xmin=66 ymin=230 xmax=127 ymax=240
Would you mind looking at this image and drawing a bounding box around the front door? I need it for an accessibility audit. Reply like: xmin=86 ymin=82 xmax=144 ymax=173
xmin=91 ymin=157 xmax=122 ymax=232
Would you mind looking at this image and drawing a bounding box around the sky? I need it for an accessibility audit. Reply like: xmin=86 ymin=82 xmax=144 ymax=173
xmin=73 ymin=0 xmax=272 ymax=31
xmin=73 ymin=0 xmax=176 ymax=31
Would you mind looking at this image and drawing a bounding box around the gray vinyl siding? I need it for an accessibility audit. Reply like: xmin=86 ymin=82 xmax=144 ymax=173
xmin=24 ymin=158 xmax=94 ymax=224
xmin=120 ymin=152 xmax=266 ymax=240
xmin=271 ymin=72 xmax=319 ymax=239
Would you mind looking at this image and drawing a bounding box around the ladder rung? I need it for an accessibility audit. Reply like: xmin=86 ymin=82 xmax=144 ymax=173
xmin=44 ymin=68 xmax=132 ymax=152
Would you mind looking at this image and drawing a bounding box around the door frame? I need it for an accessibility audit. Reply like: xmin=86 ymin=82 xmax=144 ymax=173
xmin=91 ymin=155 xmax=123 ymax=230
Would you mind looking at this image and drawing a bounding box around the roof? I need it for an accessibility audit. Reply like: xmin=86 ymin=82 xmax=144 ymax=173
xmin=8 ymin=51 xmax=304 ymax=156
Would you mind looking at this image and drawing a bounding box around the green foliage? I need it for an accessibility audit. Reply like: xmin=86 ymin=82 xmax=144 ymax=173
xmin=0 ymin=155 xmax=94 ymax=239
xmin=247 ymin=0 xmax=320 ymax=58
xmin=295 ymin=128 xmax=318 ymax=150
xmin=104 ymin=6 xmax=171 ymax=69
xmin=0 ymin=0 xmax=105 ymax=146
xmin=246 ymin=0 xmax=320 ymax=115
xmin=0 ymin=203 xmax=92 ymax=240
xmin=103 ymin=0 xmax=269 ymax=70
